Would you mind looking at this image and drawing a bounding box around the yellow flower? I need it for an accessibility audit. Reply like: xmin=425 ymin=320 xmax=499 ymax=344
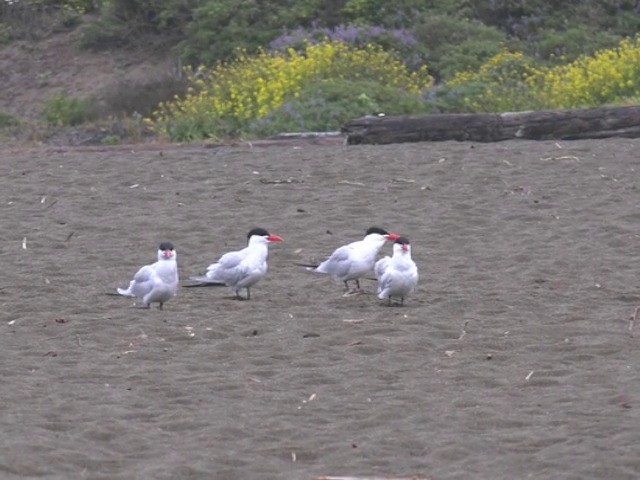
xmin=146 ymin=39 xmax=433 ymax=140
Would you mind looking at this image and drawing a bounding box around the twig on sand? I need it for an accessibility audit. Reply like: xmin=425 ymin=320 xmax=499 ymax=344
xmin=270 ymin=131 xmax=342 ymax=140
xmin=338 ymin=180 xmax=365 ymax=186
xmin=540 ymin=155 xmax=580 ymax=162
xmin=343 ymin=318 xmax=364 ymax=324
xmin=44 ymin=199 xmax=58 ymax=210
xmin=629 ymin=306 xmax=640 ymax=337
xmin=458 ymin=320 xmax=469 ymax=340
xmin=313 ymin=476 xmax=430 ymax=480
xmin=259 ymin=177 xmax=304 ymax=184
xmin=391 ymin=178 xmax=415 ymax=184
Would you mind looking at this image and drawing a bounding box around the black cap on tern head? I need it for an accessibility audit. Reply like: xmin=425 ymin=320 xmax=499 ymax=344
xmin=247 ymin=227 xmax=270 ymax=239
xmin=159 ymin=241 xmax=175 ymax=251
xmin=365 ymin=226 xmax=389 ymax=236
xmin=395 ymin=236 xmax=410 ymax=245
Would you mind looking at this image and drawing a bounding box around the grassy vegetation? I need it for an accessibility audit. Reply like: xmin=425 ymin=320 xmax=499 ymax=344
xmin=0 ymin=111 xmax=19 ymax=127
xmin=147 ymin=40 xmax=432 ymax=140
xmin=42 ymin=93 xmax=94 ymax=126
xmin=1 ymin=0 xmax=640 ymax=142
xmin=439 ymin=38 xmax=640 ymax=112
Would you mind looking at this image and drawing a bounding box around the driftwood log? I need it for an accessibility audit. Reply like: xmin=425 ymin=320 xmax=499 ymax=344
xmin=342 ymin=105 xmax=640 ymax=145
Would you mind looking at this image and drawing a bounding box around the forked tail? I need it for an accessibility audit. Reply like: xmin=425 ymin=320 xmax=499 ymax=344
xmin=183 ymin=276 xmax=226 ymax=287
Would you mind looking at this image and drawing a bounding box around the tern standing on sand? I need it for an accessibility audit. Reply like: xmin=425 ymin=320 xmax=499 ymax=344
xmin=375 ymin=236 xmax=418 ymax=305
xmin=305 ymin=227 xmax=400 ymax=293
xmin=116 ymin=241 xmax=179 ymax=309
xmin=190 ymin=228 xmax=283 ymax=300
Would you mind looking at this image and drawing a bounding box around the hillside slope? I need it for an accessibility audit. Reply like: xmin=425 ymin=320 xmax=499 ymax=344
xmin=0 ymin=26 xmax=176 ymax=121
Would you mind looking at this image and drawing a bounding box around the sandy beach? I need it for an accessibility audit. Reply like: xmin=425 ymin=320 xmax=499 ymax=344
xmin=1 ymin=138 xmax=639 ymax=479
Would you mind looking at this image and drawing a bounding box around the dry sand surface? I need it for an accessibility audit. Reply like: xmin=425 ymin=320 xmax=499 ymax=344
xmin=1 ymin=138 xmax=639 ymax=479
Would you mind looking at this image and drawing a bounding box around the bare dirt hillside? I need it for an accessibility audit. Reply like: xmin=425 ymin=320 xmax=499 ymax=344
xmin=0 ymin=25 xmax=176 ymax=121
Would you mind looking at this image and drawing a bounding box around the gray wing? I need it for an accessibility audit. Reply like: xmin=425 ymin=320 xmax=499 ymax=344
xmin=374 ymin=256 xmax=391 ymax=280
xmin=118 ymin=264 xmax=155 ymax=297
xmin=376 ymin=268 xmax=394 ymax=295
xmin=316 ymin=245 xmax=352 ymax=277
xmin=216 ymin=250 xmax=244 ymax=270
xmin=129 ymin=264 xmax=155 ymax=298
xmin=204 ymin=251 xmax=248 ymax=286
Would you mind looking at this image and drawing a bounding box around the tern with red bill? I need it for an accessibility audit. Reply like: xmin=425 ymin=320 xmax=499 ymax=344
xmin=375 ymin=236 xmax=418 ymax=305
xmin=302 ymin=227 xmax=400 ymax=294
xmin=116 ymin=241 xmax=179 ymax=309
xmin=189 ymin=228 xmax=283 ymax=300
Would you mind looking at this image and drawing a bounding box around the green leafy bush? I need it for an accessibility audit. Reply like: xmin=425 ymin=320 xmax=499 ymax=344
xmin=78 ymin=17 xmax=131 ymax=49
xmin=410 ymin=13 xmax=506 ymax=80
xmin=435 ymin=50 xmax=541 ymax=112
xmin=0 ymin=111 xmax=19 ymax=127
xmin=0 ymin=23 xmax=10 ymax=44
xmin=248 ymin=78 xmax=431 ymax=136
xmin=341 ymin=0 xmax=469 ymax=27
xmin=100 ymin=134 xmax=121 ymax=145
xmin=179 ymin=0 xmax=318 ymax=66
xmin=0 ymin=0 xmax=94 ymax=41
xmin=534 ymin=26 xmax=621 ymax=63
xmin=269 ymin=24 xmax=426 ymax=71
xmin=147 ymin=40 xmax=432 ymax=141
xmin=435 ymin=36 xmax=640 ymax=112
xmin=79 ymin=0 xmax=194 ymax=50
xmin=342 ymin=0 xmax=426 ymax=27
xmin=465 ymin=0 xmax=625 ymax=39
xmin=531 ymin=37 xmax=640 ymax=108
xmin=42 ymin=93 xmax=94 ymax=126
xmin=93 ymin=76 xmax=189 ymax=117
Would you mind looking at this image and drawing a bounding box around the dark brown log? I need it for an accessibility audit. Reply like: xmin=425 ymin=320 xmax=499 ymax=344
xmin=342 ymin=105 xmax=640 ymax=145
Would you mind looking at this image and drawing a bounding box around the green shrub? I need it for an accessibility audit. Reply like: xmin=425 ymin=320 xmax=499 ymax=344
xmin=248 ymin=78 xmax=431 ymax=136
xmin=42 ymin=93 xmax=94 ymax=126
xmin=435 ymin=50 xmax=542 ymax=112
xmin=435 ymin=36 xmax=640 ymax=112
xmin=78 ymin=18 xmax=130 ymax=49
xmin=179 ymin=0 xmax=307 ymax=66
xmin=79 ymin=0 xmax=194 ymax=50
xmin=0 ymin=111 xmax=19 ymax=127
xmin=410 ymin=14 xmax=506 ymax=80
xmin=531 ymin=37 xmax=640 ymax=108
xmin=269 ymin=24 xmax=427 ymax=72
xmin=101 ymin=134 xmax=121 ymax=145
xmin=0 ymin=22 xmax=10 ymax=44
xmin=59 ymin=3 xmax=83 ymax=28
xmin=93 ymin=76 xmax=189 ymax=118
xmin=147 ymin=40 xmax=432 ymax=141
xmin=341 ymin=0 xmax=469 ymax=27
xmin=465 ymin=0 xmax=637 ymax=42
xmin=534 ymin=26 xmax=621 ymax=63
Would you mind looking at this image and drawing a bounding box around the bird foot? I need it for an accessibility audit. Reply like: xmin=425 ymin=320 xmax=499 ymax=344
xmin=343 ymin=288 xmax=367 ymax=297
xmin=384 ymin=299 xmax=404 ymax=307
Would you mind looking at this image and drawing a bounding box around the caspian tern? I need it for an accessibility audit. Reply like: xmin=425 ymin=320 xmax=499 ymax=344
xmin=305 ymin=227 xmax=400 ymax=293
xmin=189 ymin=228 xmax=283 ymax=300
xmin=116 ymin=241 xmax=179 ymax=309
xmin=374 ymin=236 xmax=418 ymax=305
